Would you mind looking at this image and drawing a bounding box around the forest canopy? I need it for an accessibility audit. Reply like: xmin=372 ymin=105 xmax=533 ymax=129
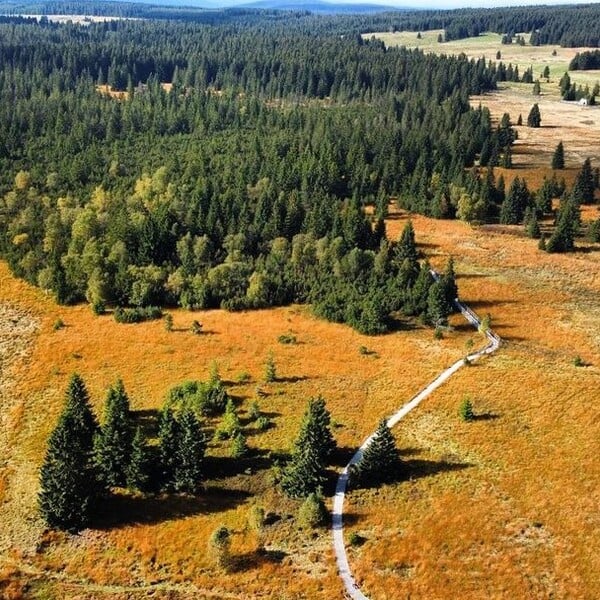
xmin=1 ymin=6 xmax=577 ymax=332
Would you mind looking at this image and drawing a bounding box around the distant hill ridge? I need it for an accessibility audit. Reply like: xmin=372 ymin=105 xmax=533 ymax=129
xmin=240 ymin=0 xmax=406 ymax=14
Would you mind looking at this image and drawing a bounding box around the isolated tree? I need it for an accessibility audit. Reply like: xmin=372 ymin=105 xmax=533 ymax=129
xmin=527 ymin=103 xmax=541 ymax=127
xmin=126 ymin=427 xmax=152 ymax=492
xmin=209 ymin=525 xmax=232 ymax=571
xmin=542 ymin=65 xmax=550 ymax=79
xmin=39 ymin=374 xmax=101 ymax=531
xmin=459 ymin=397 xmax=474 ymax=422
xmin=552 ymin=142 xmax=565 ymax=169
xmin=94 ymin=379 xmax=132 ymax=488
xmin=173 ymin=408 xmax=206 ymax=493
xmin=500 ymin=177 xmax=531 ymax=224
xmin=297 ymin=491 xmax=328 ymax=529
xmin=351 ymin=419 xmax=400 ymax=487
xmin=264 ymin=351 xmax=276 ymax=383
xmin=533 ymin=80 xmax=541 ymax=95
xmin=281 ymin=397 xmax=335 ymax=498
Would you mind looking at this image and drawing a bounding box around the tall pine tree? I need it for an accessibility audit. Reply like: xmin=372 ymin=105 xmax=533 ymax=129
xmin=281 ymin=397 xmax=335 ymax=498
xmin=94 ymin=379 xmax=132 ymax=488
xmin=39 ymin=373 xmax=102 ymax=532
xmin=174 ymin=409 xmax=206 ymax=494
xmin=350 ymin=419 xmax=400 ymax=487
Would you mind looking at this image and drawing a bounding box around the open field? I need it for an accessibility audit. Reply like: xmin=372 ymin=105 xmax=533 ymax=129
xmin=0 ymin=256 xmax=473 ymax=598
xmin=2 ymin=201 xmax=600 ymax=597
xmin=344 ymin=210 xmax=600 ymax=599
xmin=367 ymin=29 xmax=600 ymax=181
xmin=369 ymin=30 xmax=600 ymax=87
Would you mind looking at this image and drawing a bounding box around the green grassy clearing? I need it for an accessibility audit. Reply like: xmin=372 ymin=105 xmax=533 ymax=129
xmin=366 ymin=30 xmax=600 ymax=91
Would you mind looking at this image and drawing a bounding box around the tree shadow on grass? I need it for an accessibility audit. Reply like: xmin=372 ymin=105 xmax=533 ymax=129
xmin=229 ymin=548 xmax=288 ymax=572
xmin=131 ymin=408 xmax=160 ymax=439
xmin=204 ymin=450 xmax=275 ymax=479
xmin=472 ymin=412 xmax=500 ymax=421
xmin=94 ymin=486 xmax=251 ymax=530
xmin=403 ymin=458 xmax=471 ymax=481
xmin=349 ymin=459 xmax=471 ymax=490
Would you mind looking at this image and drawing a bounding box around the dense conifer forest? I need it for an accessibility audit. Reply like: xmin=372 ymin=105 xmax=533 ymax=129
xmin=0 ymin=6 xmax=591 ymax=332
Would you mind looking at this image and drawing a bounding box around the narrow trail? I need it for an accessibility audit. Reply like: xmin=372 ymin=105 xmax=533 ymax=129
xmin=331 ymin=290 xmax=501 ymax=600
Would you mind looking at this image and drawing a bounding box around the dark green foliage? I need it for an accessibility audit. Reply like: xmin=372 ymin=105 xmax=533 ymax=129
xmin=426 ymin=281 xmax=452 ymax=326
xmin=533 ymin=80 xmax=541 ymax=95
xmin=546 ymin=197 xmax=580 ymax=253
xmin=158 ymin=408 xmax=180 ymax=490
xmin=350 ymin=419 xmax=400 ymax=487
xmin=459 ymin=397 xmax=474 ymax=422
xmin=440 ymin=257 xmax=458 ymax=308
xmin=164 ymin=313 xmax=174 ymax=332
xmin=39 ymin=374 xmax=101 ymax=532
xmin=126 ymin=427 xmax=152 ymax=492
xmin=587 ymin=218 xmax=600 ymax=242
xmin=94 ymin=379 xmax=132 ymax=488
xmin=552 ymin=142 xmax=565 ymax=170
xmin=173 ymin=409 xmax=206 ymax=493
xmin=569 ymin=50 xmax=600 ymax=70
xmin=527 ymin=103 xmax=541 ymax=128
xmin=113 ymin=306 xmax=163 ymax=324
xmin=526 ymin=212 xmax=542 ymax=239
xmin=395 ymin=220 xmax=418 ymax=265
xmin=572 ymin=158 xmax=595 ymax=205
xmin=500 ymin=177 xmax=531 ymax=225
xmin=281 ymin=397 xmax=335 ymax=498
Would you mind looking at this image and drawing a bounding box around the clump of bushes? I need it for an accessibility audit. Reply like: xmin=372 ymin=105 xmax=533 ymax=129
xmin=166 ymin=378 xmax=229 ymax=416
xmin=113 ymin=306 xmax=163 ymax=324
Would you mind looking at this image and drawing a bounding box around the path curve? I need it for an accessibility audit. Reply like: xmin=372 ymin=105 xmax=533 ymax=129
xmin=332 ymin=284 xmax=501 ymax=600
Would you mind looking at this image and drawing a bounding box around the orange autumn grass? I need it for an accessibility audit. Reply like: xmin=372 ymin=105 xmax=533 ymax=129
xmin=0 ymin=255 xmax=473 ymax=598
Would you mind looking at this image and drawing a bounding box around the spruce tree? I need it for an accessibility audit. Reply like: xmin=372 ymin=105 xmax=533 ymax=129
xmin=126 ymin=427 xmax=152 ymax=492
xmin=552 ymin=142 xmax=565 ymax=169
xmin=426 ymin=280 xmax=452 ymax=326
xmin=351 ymin=420 xmax=400 ymax=487
xmin=174 ymin=408 xmax=206 ymax=493
xmin=572 ymin=158 xmax=595 ymax=204
xmin=64 ymin=373 xmax=98 ymax=443
xmin=94 ymin=379 xmax=132 ymax=488
xmin=395 ymin=220 xmax=418 ymax=264
xmin=526 ymin=212 xmax=542 ymax=239
xmin=281 ymin=397 xmax=335 ymax=498
xmin=547 ymin=197 xmax=580 ymax=252
xmin=440 ymin=257 xmax=458 ymax=308
xmin=158 ymin=408 xmax=180 ymax=490
xmin=527 ymin=103 xmax=541 ymax=127
xmin=39 ymin=374 xmax=101 ymax=532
